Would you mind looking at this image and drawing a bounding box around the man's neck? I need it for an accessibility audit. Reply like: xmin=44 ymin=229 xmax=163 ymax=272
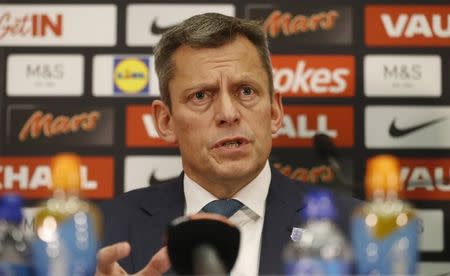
xmin=184 ymin=165 xmax=266 ymax=199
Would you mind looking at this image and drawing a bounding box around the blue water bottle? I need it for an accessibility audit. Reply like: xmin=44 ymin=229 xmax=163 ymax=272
xmin=0 ymin=194 xmax=33 ymax=276
xmin=283 ymin=190 xmax=352 ymax=275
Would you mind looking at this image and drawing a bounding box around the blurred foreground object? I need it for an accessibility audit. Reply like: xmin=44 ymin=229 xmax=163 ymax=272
xmin=352 ymin=155 xmax=418 ymax=274
xmin=282 ymin=191 xmax=352 ymax=275
xmin=167 ymin=214 xmax=240 ymax=275
xmin=31 ymin=153 xmax=102 ymax=276
xmin=0 ymin=194 xmax=33 ymax=275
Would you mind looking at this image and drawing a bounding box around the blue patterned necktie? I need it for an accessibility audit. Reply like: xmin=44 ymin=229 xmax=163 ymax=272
xmin=201 ymin=199 xmax=243 ymax=218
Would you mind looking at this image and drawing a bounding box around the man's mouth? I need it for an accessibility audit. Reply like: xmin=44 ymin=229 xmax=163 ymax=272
xmin=222 ymin=141 xmax=242 ymax=148
xmin=214 ymin=137 xmax=248 ymax=149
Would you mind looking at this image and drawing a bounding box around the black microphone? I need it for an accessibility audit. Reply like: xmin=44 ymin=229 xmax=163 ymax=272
xmin=167 ymin=216 xmax=240 ymax=275
xmin=313 ymin=133 xmax=352 ymax=193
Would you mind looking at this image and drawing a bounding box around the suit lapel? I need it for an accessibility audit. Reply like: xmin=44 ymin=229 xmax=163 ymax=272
xmin=259 ymin=167 xmax=307 ymax=275
xmin=129 ymin=174 xmax=185 ymax=271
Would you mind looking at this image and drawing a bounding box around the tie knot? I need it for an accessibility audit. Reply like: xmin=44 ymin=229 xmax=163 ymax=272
xmin=201 ymin=199 xmax=243 ymax=218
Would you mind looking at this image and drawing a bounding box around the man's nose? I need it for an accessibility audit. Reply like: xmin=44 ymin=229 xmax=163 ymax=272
xmin=214 ymin=91 xmax=240 ymax=126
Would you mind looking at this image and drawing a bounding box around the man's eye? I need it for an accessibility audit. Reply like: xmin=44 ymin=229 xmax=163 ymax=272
xmin=193 ymin=91 xmax=206 ymax=100
xmin=240 ymin=86 xmax=254 ymax=96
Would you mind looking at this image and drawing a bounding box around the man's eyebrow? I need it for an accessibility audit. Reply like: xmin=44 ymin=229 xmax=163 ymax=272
xmin=182 ymin=82 xmax=218 ymax=94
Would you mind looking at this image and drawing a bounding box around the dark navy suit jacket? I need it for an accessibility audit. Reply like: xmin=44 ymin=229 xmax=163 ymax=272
xmin=100 ymin=166 xmax=360 ymax=274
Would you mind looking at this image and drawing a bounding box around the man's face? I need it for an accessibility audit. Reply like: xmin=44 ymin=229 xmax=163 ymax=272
xmin=155 ymin=36 xmax=283 ymax=191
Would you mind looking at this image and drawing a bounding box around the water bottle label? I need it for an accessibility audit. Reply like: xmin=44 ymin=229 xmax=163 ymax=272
xmin=284 ymin=258 xmax=350 ymax=275
xmin=0 ymin=263 xmax=33 ymax=276
xmin=31 ymin=212 xmax=98 ymax=276
xmin=351 ymin=217 xmax=419 ymax=275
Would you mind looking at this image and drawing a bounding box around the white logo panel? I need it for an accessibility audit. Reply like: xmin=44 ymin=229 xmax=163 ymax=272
xmin=364 ymin=55 xmax=441 ymax=97
xmin=124 ymin=155 xmax=182 ymax=192
xmin=7 ymin=54 xmax=83 ymax=96
xmin=0 ymin=5 xmax=116 ymax=46
xmin=416 ymin=209 xmax=444 ymax=252
xmin=92 ymin=55 xmax=159 ymax=97
xmin=365 ymin=106 xmax=450 ymax=148
xmin=127 ymin=4 xmax=235 ymax=46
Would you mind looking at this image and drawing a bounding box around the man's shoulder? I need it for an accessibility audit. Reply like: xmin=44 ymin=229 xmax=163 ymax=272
xmin=271 ymin=167 xmax=362 ymax=213
xmin=99 ymin=175 xmax=182 ymax=214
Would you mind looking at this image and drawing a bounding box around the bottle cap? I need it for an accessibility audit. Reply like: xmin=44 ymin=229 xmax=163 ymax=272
xmin=303 ymin=190 xmax=336 ymax=220
xmin=51 ymin=152 xmax=81 ymax=192
xmin=0 ymin=194 xmax=24 ymax=224
xmin=365 ymin=154 xmax=402 ymax=200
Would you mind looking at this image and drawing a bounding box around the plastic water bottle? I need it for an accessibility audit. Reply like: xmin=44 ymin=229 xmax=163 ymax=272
xmin=283 ymin=190 xmax=352 ymax=275
xmin=0 ymin=194 xmax=33 ymax=276
xmin=31 ymin=153 xmax=102 ymax=276
xmin=352 ymin=155 xmax=418 ymax=275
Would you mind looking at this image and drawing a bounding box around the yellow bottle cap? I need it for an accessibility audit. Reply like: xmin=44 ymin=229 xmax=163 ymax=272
xmin=51 ymin=153 xmax=81 ymax=192
xmin=365 ymin=154 xmax=402 ymax=200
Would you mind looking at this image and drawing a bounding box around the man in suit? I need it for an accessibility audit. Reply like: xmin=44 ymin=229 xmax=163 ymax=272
xmin=96 ymin=13 xmax=359 ymax=276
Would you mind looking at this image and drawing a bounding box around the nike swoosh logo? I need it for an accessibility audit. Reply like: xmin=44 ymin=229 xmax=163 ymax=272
xmin=150 ymin=18 xmax=175 ymax=35
xmin=149 ymin=171 xmax=172 ymax=186
xmin=389 ymin=117 xmax=447 ymax=138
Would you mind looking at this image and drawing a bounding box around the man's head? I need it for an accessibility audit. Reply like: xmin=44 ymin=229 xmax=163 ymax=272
xmin=154 ymin=13 xmax=274 ymax=109
xmin=152 ymin=13 xmax=283 ymax=198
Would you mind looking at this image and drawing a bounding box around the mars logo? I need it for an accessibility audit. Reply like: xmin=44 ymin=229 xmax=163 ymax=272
xmin=399 ymin=158 xmax=450 ymax=200
xmin=126 ymin=105 xmax=176 ymax=147
xmin=272 ymin=106 xmax=353 ymax=147
xmin=0 ymin=12 xmax=62 ymax=40
xmin=366 ymin=5 xmax=450 ymax=46
xmin=7 ymin=105 xmax=114 ymax=146
xmin=273 ymin=162 xmax=334 ymax=184
xmin=0 ymin=157 xmax=114 ymax=199
xmin=113 ymin=57 xmax=149 ymax=95
xmin=272 ymin=55 xmax=354 ymax=97
xmin=246 ymin=5 xmax=352 ymax=47
xmin=263 ymin=10 xmax=339 ymax=38
xmin=18 ymin=110 xmax=100 ymax=141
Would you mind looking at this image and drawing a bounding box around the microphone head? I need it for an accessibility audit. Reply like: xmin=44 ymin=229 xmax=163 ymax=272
xmin=167 ymin=217 xmax=240 ymax=275
xmin=313 ymin=133 xmax=338 ymax=160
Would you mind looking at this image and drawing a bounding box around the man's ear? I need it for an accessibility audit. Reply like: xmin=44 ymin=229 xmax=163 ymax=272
xmin=152 ymin=100 xmax=177 ymax=143
xmin=271 ymin=92 xmax=284 ymax=134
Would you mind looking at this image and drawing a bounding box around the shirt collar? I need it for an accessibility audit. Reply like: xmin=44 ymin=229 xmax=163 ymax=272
xmin=184 ymin=161 xmax=271 ymax=218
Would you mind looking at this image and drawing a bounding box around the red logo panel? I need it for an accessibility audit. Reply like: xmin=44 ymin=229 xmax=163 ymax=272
xmin=126 ymin=105 xmax=176 ymax=148
xmin=0 ymin=156 xmax=114 ymax=199
xmin=272 ymin=106 xmax=354 ymax=147
xmin=272 ymin=55 xmax=355 ymax=97
xmin=399 ymin=158 xmax=450 ymax=200
xmin=366 ymin=5 xmax=450 ymax=46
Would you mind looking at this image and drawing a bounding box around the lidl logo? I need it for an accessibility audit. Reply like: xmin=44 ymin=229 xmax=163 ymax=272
xmin=113 ymin=57 xmax=149 ymax=94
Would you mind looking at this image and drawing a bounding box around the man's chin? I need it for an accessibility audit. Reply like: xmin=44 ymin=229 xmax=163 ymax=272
xmin=213 ymin=163 xmax=260 ymax=182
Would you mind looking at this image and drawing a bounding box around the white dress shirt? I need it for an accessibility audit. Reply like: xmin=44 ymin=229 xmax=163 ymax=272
xmin=184 ymin=161 xmax=271 ymax=276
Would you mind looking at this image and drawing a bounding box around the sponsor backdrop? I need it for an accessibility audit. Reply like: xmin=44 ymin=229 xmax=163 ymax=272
xmin=0 ymin=0 xmax=449 ymax=270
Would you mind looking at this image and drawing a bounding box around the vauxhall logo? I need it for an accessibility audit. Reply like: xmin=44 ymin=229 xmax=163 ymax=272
xmin=366 ymin=6 xmax=450 ymax=46
xmin=381 ymin=13 xmax=450 ymax=38
xmin=275 ymin=114 xmax=337 ymax=139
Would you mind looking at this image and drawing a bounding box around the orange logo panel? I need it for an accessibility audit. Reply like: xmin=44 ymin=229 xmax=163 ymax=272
xmin=273 ymin=106 xmax=354 ymax=147
xmin=0 ymin=156 xmax=114 ymax=199
xmin=272 ymin=55 xmax=355 ymax=97
xmin=399 ymin=158 xmax=450 ymax=200
xmin=126 ymin=105 xmax=177 ymax=148
xmin=366 ymin=5 xmax=450 ymax=46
